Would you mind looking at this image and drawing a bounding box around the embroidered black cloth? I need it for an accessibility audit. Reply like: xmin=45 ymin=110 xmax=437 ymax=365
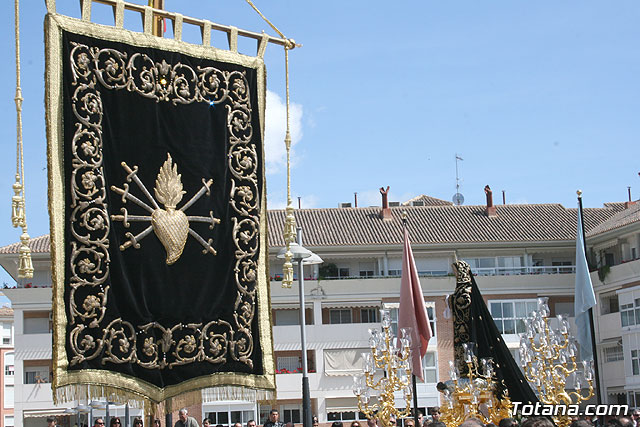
xmin=451 ymin=261 xmax=538 ymax=405
xmin=47 ymin=14 xmax=274 ymax=404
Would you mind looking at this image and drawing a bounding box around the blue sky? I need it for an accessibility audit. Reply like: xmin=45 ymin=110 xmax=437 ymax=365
xmin=0 ymin=1 xmax=639 ymax=291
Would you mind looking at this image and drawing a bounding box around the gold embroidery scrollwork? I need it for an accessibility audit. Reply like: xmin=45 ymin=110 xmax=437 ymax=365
xmin=66 ymin=39 xmax=261 ymax=373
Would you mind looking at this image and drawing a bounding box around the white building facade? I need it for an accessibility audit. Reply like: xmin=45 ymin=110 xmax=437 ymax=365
xmin=0 ymin=197 xmax=635 ymax=426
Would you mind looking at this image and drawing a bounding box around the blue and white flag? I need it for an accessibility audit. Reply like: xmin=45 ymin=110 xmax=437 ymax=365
xmin=575 ymin=204 xmax=597 ymax=361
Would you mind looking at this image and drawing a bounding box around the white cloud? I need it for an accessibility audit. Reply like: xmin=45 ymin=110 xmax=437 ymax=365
xmin=264 ymin=90 xmax=303 ymax=175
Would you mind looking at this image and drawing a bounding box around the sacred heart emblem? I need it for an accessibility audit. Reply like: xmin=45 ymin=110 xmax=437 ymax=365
xmin=110 ymin=153 xmax=221 ymax=265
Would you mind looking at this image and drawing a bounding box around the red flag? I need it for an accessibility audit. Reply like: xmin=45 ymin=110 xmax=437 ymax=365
xmin=398 ymin=228 xmax=433 ymax=381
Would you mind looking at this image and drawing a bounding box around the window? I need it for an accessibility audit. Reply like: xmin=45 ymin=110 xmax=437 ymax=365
xmin=388 ymin=305 xmax=436 ymax=338
xmin=4 ymin=352 xmax=14 ymax=376
xmin=4 ymin=416 xmax=14 ymax=427
xmin=1 ymin=322 xmax=12 ymax=345
xmin=422 ymin=352 xmax=437 ymax=383
xmin=601 ymin=294 xmax=620 ymax=315
xmin=24 ymin=366 xmax=50 ymax=384
xmin=621 ymin=298 xmax=640 ymax=327
xmin=489 ymin=300 xmax=537 ymax=335
xmin=4 ymin=385 xmax=13 ymax=408
xmin=327 ymin=412 xmax=360 ymax=422
xmin=277 ymin=356 xmax=301 ymax=372
xmin=23 ymin=316 xmax=50 ymax=334
xmin=388 ymin=269 xmax=401 ymax=276
xmin=360 ymin=308 xmax=378 ymax=323
xmin=230 ymin=411 xmax=255 ymax=425
xmin=632 ymin=350 xmax=640 ymax=375
xmin=604 ymin=345 xmax=624 ymax=363
xmin=274 ymin=309 xmax=300 ymax=326
xmin=330 ymin=309 xmax=352 ymax=324
xmin=205 ymin=412 xmax=229 ymax=425
xmin=359 ymin=262 xmax=375 ymax=277
xmin=282 ymin=408 xmax=301 ymax=424
xmin=338 ymin=267 xmax=350 ymax=278
xmin=464 ymin=258 xmax=496 ymax=270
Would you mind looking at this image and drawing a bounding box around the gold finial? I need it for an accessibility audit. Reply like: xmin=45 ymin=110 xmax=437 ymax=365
xmin=577 ymin=190 xmax=583 ymax=197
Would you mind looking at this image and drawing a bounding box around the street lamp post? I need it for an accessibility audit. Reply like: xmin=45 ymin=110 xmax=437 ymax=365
xmin=278 ymin=227 xmax=322 ymax=427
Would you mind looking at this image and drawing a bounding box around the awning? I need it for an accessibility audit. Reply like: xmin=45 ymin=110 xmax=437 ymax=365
xmin=325 ymin=397 xmax=360 ymax=413
xmin=23 ymin=409 xmax=71 ymax=419
xmin=322 ymin=302 xmax=380 ymax=309
xmin=15 ymin=348 xmax=52 ymax=360
xmin=607 ymin=387 xmax=627 ymax=396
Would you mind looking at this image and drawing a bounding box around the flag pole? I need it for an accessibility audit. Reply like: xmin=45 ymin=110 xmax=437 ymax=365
xmin=402 ymin=213 xmax=421 ymax=427
xmin=577 ymin=190 xmax=602 ymax=407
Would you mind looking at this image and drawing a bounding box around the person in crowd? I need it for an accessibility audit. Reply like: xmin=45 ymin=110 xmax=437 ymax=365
xmin=95 ymin=419 xmax=106 ymax=427
xmin=331 ymin=422 xmax=343 ymax=427
xmin=133 ymin=418 xmax=143 ymax=427
xmin=570 ymin=420 xmax=593 ymax=427
xmin=202 ymin=419 xmax=210 ymax=427
xmin=405 ymin=419 xmax=414 ymax=427
xmin=632 ymin=411 xmax=640 ymax=427
xmin=618 ymin=417 xmax=633 ymax=427
xmin=458 ymin=419 xmax=484 ymax=427
xmin=247 ymin=421 xmax=256 ymax=427
xmin=110 ymin=418 xmax=122 ymax=427
xmin=351 ymin=422 xmax=361 ymax=427
xmin=430 ymin=422 xmax=446 ymax=427
xmin=389 ymin=416 xmax=396 ymax=427
xmin=366 ymin=417 xmax=379 ymax=427
xmin=520 ymin=418 xmax=553 ymax=427
xmin=498 ymin=419 xmax=517 ymax=427
xmin=174 ymin=409 xmax=198 ymax=427
xmin=415 ymin=412 xmax=423 ymax=427
xmin=234 ymin=423 xmax=242 ymax=427
xmin=48 ymin=418 xmax=57 ymax=427
xmin=430 ymin=408 xmax=441 ymax=424
xmin=312 ymin=417 xmax=319 ymax=427
xmin=154 ymin=419 xmax=161 ymax=427
xmin=264 ymin=410 xmax=284 ymax=427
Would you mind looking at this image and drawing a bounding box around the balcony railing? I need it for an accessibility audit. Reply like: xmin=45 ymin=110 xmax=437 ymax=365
xmin=272 ymin=265 xmax=577 ymax=281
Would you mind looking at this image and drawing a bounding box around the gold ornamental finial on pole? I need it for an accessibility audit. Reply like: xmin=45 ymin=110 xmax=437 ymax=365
xmin=12 ymin=0 xmax=32 ymax=279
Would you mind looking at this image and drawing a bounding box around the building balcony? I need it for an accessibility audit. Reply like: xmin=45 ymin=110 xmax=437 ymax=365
xmin=21 ymin=382 xmax=54 ymax=404
xmin=602 ymin=258 xmax=640 ymax=287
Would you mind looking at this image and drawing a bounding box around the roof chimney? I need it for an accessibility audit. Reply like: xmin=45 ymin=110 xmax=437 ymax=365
xmin=484 ymin=185 xmax=497 ymax=217
xmin=379 ymin=186 xmax=392 ymax=220
xmin=625 ymin=186 xmax=636 ymax=209
xmin=354 ymin=192 xmax=358 ymax=208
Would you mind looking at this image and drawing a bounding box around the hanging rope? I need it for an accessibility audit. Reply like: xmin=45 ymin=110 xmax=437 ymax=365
xmin=243 ymin=0 xmax=298 ymax=287
xmin=11 ymin=0 xmax=33 ymax=279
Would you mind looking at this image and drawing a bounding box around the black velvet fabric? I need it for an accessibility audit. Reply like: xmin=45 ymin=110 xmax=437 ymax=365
xmin=61 ymin=30 xmax=265 ymax=388
xmin=467 ymin=273 xmax=538 ymax=405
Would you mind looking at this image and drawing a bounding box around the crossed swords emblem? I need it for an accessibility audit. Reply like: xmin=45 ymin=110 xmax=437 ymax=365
xmin=110 ymin=153 xmax=220 ymax=265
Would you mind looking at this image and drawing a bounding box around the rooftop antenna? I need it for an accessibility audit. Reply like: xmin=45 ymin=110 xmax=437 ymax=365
xmin=452 ymin=154 xmax=465 ymax=206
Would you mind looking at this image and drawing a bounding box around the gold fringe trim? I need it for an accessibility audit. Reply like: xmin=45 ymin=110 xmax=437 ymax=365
xmin=202 ymin=386 xmax=275 ymax=403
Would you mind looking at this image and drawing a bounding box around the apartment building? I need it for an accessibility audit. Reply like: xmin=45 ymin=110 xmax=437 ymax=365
xmin=0 ymin=307 xmax=14 ymax=427
xmin=0 ymin=195 xmax=632 ymax=427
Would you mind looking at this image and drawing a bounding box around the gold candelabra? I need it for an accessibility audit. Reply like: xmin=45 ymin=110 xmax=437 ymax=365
xmin=353 ymin=309 xmax=413 ymax=427
xmin=439 ymin=343 xmax=513 ymax=427
xmin=520 ymin=297 xmax=594 ymax=427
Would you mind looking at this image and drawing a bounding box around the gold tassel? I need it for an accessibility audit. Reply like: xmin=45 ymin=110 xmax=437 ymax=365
xmin=18 ymin=231 xmax=33 ymax=279
xmin=11 ymin=175 xmax=25 ymax=228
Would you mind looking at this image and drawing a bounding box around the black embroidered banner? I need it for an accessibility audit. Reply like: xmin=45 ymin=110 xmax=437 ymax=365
xmin=47 ymin=13 xmax=274 ymax=404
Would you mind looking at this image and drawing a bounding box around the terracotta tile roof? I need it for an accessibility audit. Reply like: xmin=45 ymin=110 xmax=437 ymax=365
xmin=268 ymin=204 xmax=625 ymax=247
xmin=0 ymin=235 xmax=50 ymax=254
xmin=403 ymin=195 xmax=453 ymax=206
xmin=587 ymin=203 xmax=640 ymax=237
xmin=0 ymin=307 xmax=13 ymax=316
xmin=0 ymin=204 xmax=625 ymax=253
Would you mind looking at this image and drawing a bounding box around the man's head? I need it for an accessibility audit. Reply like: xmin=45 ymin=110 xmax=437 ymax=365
xmin=312 ymin=417 xmax=319 ymax=427
xmin=48 ymin=418 xmax=57 ymax=427
xmin=499 ymin=419 xmax=517 ymax=427
xmin=430 ymin=408 xmax=440 ymax=422
xmin=521 ymin=418 xmax=554 ymax=427
xmin=633 ymin=412 xmax=640 ymax=423
xmin=94 ymin=419 xmax=105 ymax=427
xmin=202 ymin=419 xmax=211 ymax=427
xmin=618 ymin=417 xmax=633 ymax=427
xmin=458 ymin=419 xmax=484 ymax=427
xmin=404 ymin=419 xmax=414 ymax=427
xmin=247 ymin=420 xmax=257 ymax=427
xmin=269 ymin=410 xmax=279 ymax=423
xmin=234 ymin=423 xmax=242 ymax=427
xmin=367 ymin=417 xmax=377 ymax=427
xmin=416 ymin=412 xmax=423 ymax=426
xmin=178 ymin=409 xmax=188 ymax=423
